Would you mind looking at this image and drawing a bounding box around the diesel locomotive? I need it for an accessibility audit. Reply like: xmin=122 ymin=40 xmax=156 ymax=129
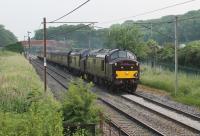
xmin=38 ymin=48 xmax=140 ymax=93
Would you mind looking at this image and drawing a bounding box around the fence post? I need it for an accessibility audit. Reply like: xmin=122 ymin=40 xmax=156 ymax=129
xmin=109 ymin=119 xmax=111 ymax=136
xmin=91 ymin=124 xmax=96 ymax=136
xmin=118 ymin=127 xmax=121 ymax=136
xmin=99 ymin=112 xmax=104 ymax=136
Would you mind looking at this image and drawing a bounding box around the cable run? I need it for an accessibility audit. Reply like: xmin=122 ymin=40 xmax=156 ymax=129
xmin=50 ymin=0 xmax=90 ymax=23
xmin=137 ymin=23 xmax=174 ymax=39
xmin=98 ymin=0 xmax=196 ymax=25
xmin=178 ymin=15 xmax=200 ymax=21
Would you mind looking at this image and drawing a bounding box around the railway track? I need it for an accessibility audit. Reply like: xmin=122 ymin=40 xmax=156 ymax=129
xmin=120 ymin=94 xmax=200 ymax=132
xmin=134 ymin=92 xmax=200 ymax=121
xmin=31 ymin=58 xmax=200 ymax=136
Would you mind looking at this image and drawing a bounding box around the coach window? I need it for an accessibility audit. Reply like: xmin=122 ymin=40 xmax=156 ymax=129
xmin=74 ymin=57 xmax=76 ymax=65
xmin=101 ymin=60 xmax=104 ymax=71
xmin=69 ymin=57 xmax=72 ymax=63
xmin=93 ymin=59 xmax=96 ymax=64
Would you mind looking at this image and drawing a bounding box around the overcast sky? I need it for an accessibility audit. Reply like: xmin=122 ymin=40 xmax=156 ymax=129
xmin=1 ymin=0 xmax=200 ymax=40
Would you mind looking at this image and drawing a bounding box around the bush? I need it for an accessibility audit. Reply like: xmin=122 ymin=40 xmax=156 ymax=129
xmin=62 ymin=79 xmax=100 ymax=135
xmin=4 ymin=42 xmax=23 ymax=53
xmin=62 ymin=79 xmax=100 ymax=124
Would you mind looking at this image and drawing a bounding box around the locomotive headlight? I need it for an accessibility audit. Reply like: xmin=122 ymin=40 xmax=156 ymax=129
xmin=115 ymin=63 xmax=117 ymax=66
xmin=131 ymin=66 xmax=133 ymax=69
xmin=134 ymin=73 xmax=138 ymax=77
xmin=121 ymin=66 xmax=124 ymax=69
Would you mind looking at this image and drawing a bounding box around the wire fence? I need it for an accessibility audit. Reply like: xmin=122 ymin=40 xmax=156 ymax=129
xmin=141 ymin=61 xmax=200 ymax=75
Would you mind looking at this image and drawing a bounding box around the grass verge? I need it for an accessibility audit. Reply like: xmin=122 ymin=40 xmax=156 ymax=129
xmin=140 ymin=65 xmax=200 ymax=108
xmin=0 ymin=51 xmax=63 ymax=135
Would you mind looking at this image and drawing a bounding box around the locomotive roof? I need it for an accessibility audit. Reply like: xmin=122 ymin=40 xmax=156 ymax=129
xmin=46 ymin=50 xmax=70 ymax=55
xmin=88 ymin=49 xmax=119 ymax=58
xmin=70 ymin=49 xmax=89 ymax=56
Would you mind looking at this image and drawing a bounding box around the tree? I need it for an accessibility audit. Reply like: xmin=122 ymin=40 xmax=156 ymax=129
xmin=105 ymin=23 xmax=147 ymax=60
xmin=146 ymin=39 xmax=159 ymax=66
xmin=34 ymin=24 xmax=108 ymax=49
xmin=179 ymin=41 xmax=200 ymax=68
xmin=106 ymin=24 xmax=142 ymax=49
xmin=157 ymin=43 xmax=174 ymax=63
xmin=0 ymin=25 xmax=17 ymax=47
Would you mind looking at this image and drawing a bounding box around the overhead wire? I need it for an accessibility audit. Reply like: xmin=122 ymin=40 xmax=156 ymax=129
xmin=136 ymin=23 xmax=174 ymax=39
xmin=36 ymin=0 xmax=200 ymax=42
xmin=178 ymin=15 xmax=200 ymax=22
xmin=98 ymin=0 xmax=197 ymax=25
xmin=40 ymin=14 xmax=200 ymax=41
xmin=50 ymin=0 xmax=90 ymax=23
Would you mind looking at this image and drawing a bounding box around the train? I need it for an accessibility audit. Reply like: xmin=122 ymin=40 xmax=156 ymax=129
xmin=38 ymin=48 xmax=140 ymax=93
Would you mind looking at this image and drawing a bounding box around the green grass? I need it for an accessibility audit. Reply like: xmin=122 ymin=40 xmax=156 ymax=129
xmin=140 ymin=65 xmax=200 ymax=108
xmin=0 ymin=51 xmax=63 ymax=135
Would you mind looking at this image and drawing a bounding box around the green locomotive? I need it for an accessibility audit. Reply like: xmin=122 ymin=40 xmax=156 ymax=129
xmin=38 ymin=48 xmax=140 ymax=93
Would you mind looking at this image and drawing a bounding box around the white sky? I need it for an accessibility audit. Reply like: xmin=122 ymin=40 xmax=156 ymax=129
xmin=1 ymin=0 xmax=200 ymax=40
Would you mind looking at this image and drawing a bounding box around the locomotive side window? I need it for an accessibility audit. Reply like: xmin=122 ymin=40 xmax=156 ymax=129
xmin=111 ymin=52 xmax=118 ymax=60
xmin=101 ymin=60 xmax=104 ymax=71
xmin=127 ymin=52 xmax=136 ymax=59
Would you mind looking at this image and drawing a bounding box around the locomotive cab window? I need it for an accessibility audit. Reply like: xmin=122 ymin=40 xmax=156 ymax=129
xmin=111 ymin=51 xmax=136 ymax=60
xmin=118 ymin=51 xmax=127 ymax=58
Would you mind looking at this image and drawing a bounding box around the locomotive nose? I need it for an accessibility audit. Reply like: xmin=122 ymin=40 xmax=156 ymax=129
xmin=113 ymin=60 xmax=139 ymax=79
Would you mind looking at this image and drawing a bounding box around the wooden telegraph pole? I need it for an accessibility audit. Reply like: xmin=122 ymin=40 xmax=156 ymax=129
xmin=174 ymin=16 xmax=178 ymax=96
xmin=43 ymin=17 xmax=47 ymax=92
xmin=27 ymin=31 xmax=31 ymax=62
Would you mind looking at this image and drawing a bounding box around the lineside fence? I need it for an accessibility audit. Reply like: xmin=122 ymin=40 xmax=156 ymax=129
xmin=141 ymin=61 xmax=200 ymax=75
xmin=63 ymin=112 xmax=128 ymax=136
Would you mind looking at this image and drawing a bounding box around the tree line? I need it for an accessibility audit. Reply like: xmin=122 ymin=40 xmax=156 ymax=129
xmin=0 ymin=25 xmax=17 ymax=47
xmin=34 ymin=9 xmax=200 ymax=69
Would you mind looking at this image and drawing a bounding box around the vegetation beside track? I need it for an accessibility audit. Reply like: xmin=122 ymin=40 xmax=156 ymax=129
xmin=0 ymin=43 xmax=101 ymax=135
xmin=3 ymin=42 xmax=24 ymax=53
xmin=0 ymin=51 xmax=63 ymax=135
xmin=140 ymin=65 xmax=200 ymax=108
xmin=0 ymin=24 xmax=17 ymax=48
xmin=62 ymin=79 xmax=100 ymax=135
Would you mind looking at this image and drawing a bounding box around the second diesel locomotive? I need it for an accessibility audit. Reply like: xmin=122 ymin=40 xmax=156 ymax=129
xmin=38 ymin=48 xmax=140 ymax=93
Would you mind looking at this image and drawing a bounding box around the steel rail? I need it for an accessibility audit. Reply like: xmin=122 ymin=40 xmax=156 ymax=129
xmin=121 ymin=95 xmax=200 ymax=134
xmin=134 ymin=92 xmax=200 ymax=121
xmin=99 ymin=97 xmax=165 ymax=136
